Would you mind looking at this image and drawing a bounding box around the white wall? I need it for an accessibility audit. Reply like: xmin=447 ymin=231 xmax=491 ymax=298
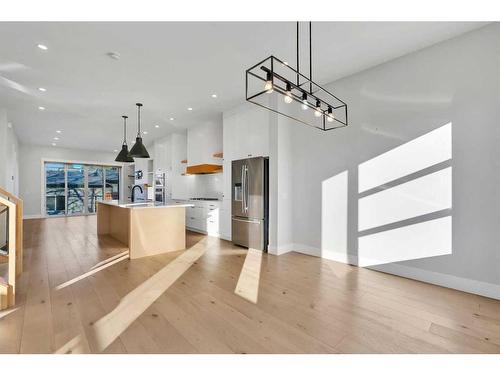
xmin=0 ymin=108 xmax=20 ymax=248
xmin=18 ymin=144 xmax=118 ymax=217
xmin=0 ymin=109 xmax=19 ymax=195
xmin=267 ymin=102 xmax=295 ymax=255
xmin=221 ymin=24 xmax=500 ymax=299
xmin=288 ymin=24 xmax=500 ymax=298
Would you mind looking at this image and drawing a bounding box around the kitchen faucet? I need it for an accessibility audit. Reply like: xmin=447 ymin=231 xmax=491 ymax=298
xmin=131 ymin=185 xmax=143 ymax=203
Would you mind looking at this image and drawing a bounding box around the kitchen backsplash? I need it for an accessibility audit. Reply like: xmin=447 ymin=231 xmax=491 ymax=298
xmin=171 ymin=173 xmax=223 ymax=200
xmin=190 ymin=173 xmax=223 ymax=199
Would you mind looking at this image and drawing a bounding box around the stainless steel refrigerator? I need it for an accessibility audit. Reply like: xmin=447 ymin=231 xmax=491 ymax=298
xmin=232 ymin=157 xmax=269 ymax=251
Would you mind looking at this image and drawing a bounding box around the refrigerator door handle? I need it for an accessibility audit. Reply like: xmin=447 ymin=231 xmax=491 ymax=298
xmin=245 ymin=165 xmax=249 ymax=212
xmin=241 ymin=164 xmax=245 ymax=213
xmin=232 ymin=217 xmax=260 ymax=224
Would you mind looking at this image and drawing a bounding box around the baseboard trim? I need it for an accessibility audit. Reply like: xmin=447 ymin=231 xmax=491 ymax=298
xmin=293 ymin=243 xmax=359 ymax=264
xmin=369 ymin=262 xmax=500 ymax=300
xmin=268 ymin=243 xmax=294 ymax=256
xmin=290 ymin=243 xmax=500 ymax=300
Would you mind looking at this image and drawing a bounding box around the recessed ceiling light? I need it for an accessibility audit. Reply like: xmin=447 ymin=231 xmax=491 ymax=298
xmin=38 ymin=106 xmax=45 ymax=110
xmin=169 ymin=117 xmax=174 ymax=121
xmin=211 ymin=94 xmax=217 ymax=98
xmin=56 ymin=130 xmax=62 ymax=134
xmin=155 ymin=125 xmax=160 ymax=128
xmin=143 ymin=131 xmax=148 ymax=135
xmin=51 ymin=143 xmax=56 ymax=146
xmin=107 ymin=52 xmax=121 ymax=60
xmin=187 ymin=107 xmax=193 ymax=111
xmin=283 ymin=61 xmax=289 ymax=65
xmin=53 ymin=137 xmax=59 ymax=140
xmin=37 ymin=44 xmax=48 ymax=50
xmin=38 ymin=87 xmax=46 ymax=92
xmin=113 ymin=149 xmax=118 ymax=152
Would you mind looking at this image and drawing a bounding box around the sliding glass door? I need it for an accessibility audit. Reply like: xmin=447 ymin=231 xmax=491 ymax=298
xmin=44 ymin=162 xmax=121 ymax=217
xmin=87 ymin=165 xmax=104 ymax=214
xmin=67 ymin=164 xmax=86 ymax=215
xmin=104 ymin=167 xmax=120 ymax=200
xmin=45 ymin=163 xmax=66 ymax=216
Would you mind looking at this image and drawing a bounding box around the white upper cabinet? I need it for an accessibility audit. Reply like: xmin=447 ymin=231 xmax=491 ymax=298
xmin=223 ymin=104 xmax=270 ymax=161
xmin=152 ymin=136 xmax=171 ymax=173
xmin=171 ymin=132 xmax=187 ymax=174
xmin=187 ymin=120 xmax=223 ymax=166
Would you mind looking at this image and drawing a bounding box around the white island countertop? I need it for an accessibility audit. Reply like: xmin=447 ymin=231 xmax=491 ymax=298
xmin=98 ymin=200 xmax=194 ymax=210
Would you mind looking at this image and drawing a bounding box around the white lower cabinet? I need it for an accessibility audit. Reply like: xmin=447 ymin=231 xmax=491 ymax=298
xmin=219 ymin=199 xmax=231 ymax=240
xmin=185 ymin=200 xmax=222 ymax=237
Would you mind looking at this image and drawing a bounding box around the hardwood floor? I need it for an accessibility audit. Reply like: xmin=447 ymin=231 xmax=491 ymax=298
xmin=1 ymin=215 xmax=499 ymax=354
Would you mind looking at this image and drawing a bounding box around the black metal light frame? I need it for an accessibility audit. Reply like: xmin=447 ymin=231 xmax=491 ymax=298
xmin=245 ymin=22 xmax=348 ymax=131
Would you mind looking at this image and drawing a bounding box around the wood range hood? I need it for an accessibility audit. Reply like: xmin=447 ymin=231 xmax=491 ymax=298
xmin=185 ymin=164 xmax=223 ymax=175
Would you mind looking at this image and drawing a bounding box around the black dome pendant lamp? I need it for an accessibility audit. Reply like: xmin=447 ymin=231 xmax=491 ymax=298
xmin=128 ymin=102 xmax=150 ymax=158
xmin=115 ymin=115 xmax=134 ymax=162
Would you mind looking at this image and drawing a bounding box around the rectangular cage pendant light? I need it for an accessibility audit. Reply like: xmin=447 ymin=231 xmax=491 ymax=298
xmin=246 ymin=55 xmax=347 ymax=131
xmin=245 ymin=23 xmax=348 ymax=131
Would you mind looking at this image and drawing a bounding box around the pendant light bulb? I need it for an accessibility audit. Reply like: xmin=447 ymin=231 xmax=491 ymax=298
xmin=284 ymin=82 xmax=293 ymax=104
xmin=327 ymin=106 xmax=334 ymax=123
xmin=314 ymin=99 xmax=322 ymax=118
xmin=301 ymin=93 xmax=308 ymax=110
xmin=264 ymin=71 xmax=273 ymax=93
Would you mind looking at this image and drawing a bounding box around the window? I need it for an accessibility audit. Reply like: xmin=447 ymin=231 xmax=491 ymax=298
xmin=87 ymin=165 xmax=104 ymax=214
xmin=45 ymin=163 xmax=66 ymax=216
xmin=105 ymin=166 xmax=120 ymax=200
xmin=44 ymin=162 xmax=121 ymax=217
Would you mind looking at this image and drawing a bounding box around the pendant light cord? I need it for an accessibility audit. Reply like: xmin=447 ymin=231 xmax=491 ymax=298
xmin=122 ymin=116 xmax=128 ymax=145
xmin=309 ymin=21 xmax=312 ymax=94
xmin=136 ymin=103 xmax=142 ymax=137
xmin=296 ymin=21 xmax=313 ymax=93
xmin=296 ymin=22 xmax=299 ymax=87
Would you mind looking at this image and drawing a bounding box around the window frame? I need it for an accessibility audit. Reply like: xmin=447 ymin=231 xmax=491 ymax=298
xmin=41 ymin=158 xmax=124 ymax=218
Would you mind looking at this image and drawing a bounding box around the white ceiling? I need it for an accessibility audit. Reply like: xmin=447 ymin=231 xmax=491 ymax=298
xmin=0 ymin=22 xmax=488 ymax=152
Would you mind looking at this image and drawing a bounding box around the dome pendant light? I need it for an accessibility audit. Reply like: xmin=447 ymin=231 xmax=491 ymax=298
xmin=115 ymin=115 xmax=134 ymax=162
xmin=128 ymin=103 xmax=150 ymax=158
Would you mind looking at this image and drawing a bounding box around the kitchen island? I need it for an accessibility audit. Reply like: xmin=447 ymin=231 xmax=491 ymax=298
xmin=97 ymin=200 xmax=194 ymax=259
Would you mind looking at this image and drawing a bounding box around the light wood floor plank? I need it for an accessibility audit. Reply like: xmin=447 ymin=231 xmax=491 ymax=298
xmin=0 ymin=216 xmax=498 ymax=354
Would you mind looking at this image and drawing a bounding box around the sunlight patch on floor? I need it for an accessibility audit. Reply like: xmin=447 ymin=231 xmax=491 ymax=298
xmin=0 ymin=307 xmax=19 ymax=320
xmin=90 ymin=250 xmax=129 ymax=270
xmin=54 ymin=334 xmax=89 ymax=354
xmin=55 ymin=253 xmax=129 ymax=291
xmin=88 ymin=243 xmax=207 ymax=352
xmin=234 ymin=248 xmax=263 ymax=304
